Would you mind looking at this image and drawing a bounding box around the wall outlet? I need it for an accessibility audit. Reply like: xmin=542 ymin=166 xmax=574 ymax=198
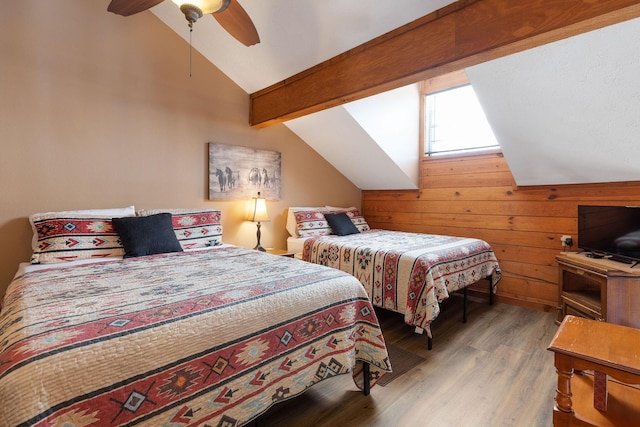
xmin=561 ymin=235 xmax=573 ymax=248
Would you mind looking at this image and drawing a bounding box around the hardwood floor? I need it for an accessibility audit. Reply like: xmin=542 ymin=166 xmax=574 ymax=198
xmin=257 ymin=298 xmax=559 ymax=426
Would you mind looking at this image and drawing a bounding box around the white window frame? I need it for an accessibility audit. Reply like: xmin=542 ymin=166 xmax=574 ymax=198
xmin=420 ymin=71 xmax=500 ymax=158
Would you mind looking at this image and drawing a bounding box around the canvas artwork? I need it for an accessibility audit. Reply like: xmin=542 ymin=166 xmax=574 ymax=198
xmin=208 ymin=143 xmax=282 ymax=200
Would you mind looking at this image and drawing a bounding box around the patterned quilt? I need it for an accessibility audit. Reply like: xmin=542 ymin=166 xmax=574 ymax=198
xmin=302 ymin=230 xmax=502 ymax=332
xmin=0 ymin=246 xmax=390 ymax=427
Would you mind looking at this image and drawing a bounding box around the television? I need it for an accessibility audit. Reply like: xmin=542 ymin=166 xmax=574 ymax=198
xmin=578 ymin=205 xmax=640 ymax=266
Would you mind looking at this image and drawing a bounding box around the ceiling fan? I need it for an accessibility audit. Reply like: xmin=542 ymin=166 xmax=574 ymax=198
xmin=107 ymin=0 xmax=260 ymax=47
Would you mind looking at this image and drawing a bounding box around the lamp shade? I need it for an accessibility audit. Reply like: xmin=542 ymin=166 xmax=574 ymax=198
xmin=248 ymin=192 xmax=269 ymax=222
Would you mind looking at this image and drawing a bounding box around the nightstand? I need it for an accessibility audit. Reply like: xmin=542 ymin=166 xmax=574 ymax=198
xmin=266 ymin=248 xmax=295 ymax=258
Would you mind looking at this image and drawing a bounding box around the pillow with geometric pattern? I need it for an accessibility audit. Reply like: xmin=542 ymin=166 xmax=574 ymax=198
xmin=28 ymin=206 xmax=135 ymax=254
xmin=136 ymin=208 xmax=223 ymax=250
xmin=286 ymin=206 xmax=327 ymax=237
xmin=341 ymin=208 xmax=370 ymax=233
xmin=293 ymin=210 xmax=333 ymax=238
xmin=30 ymin=213 xmax=126 ymax=264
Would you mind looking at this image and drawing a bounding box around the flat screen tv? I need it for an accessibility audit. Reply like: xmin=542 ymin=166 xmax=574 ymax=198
xmin=578 ymin=205 xmax=640 ymax=267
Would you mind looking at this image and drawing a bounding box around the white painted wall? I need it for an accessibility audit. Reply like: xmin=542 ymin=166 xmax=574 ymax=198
xmin=467 ymin=17 xmax=640 ymax=186
xmin=344 ymin=84 xmax=420 ymax=187
xmin=285 ymin=105 xmax=418 ymax=190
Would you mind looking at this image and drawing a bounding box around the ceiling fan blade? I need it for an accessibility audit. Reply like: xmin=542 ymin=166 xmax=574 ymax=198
xmin=107 ymin=0 xmax=165 ymax=16
xmin=213 ymin=1 xmax=260 ymax=47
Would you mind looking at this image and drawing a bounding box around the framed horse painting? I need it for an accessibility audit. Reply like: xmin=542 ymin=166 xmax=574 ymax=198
xmin=208 ymin=142 xmax=282 ymax=200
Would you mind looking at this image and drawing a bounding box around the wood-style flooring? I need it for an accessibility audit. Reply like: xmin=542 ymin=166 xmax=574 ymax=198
xmin=257 ymin=297 xmax=559 ymax=427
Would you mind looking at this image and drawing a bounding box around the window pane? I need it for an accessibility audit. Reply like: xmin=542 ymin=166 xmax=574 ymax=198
xmin=426 ymin=85 xmax=499 ymax=155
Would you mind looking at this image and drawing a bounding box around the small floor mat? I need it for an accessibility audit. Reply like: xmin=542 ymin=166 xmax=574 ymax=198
xmin=378 ymin=343 xmax=426 ymax=386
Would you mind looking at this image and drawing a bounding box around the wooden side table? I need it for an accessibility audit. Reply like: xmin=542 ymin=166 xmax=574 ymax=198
xmin=265 ymin=248 xmax=295 ymax=258
xmin=547 ymin=315 xmax=640 ymax=426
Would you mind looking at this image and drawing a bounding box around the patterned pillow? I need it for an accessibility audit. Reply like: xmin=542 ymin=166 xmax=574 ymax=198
xmin=342 ymin=208 xmax=370 ymax=233
xmin=137 ymin=209 xmax=223 ymax=250
xmin=30 ymin=214 xmax=125 ymax=264
xmin=286 ymin=207 xmax=327 ymax=237
xmin=294 ymin=210 xmax=333 ymax=238
xmin=29 ymin=206 xmax=135 ymax=252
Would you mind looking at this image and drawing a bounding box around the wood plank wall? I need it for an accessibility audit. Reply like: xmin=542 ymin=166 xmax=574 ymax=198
xmin=361 ymin=153 xmax=640 ymax=313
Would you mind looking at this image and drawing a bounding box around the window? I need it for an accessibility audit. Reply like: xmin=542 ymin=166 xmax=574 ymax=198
xmin=423 ymin=80 xmax=500 ymax=157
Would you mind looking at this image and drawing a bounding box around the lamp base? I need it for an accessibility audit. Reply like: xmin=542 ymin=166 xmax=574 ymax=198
xmin=254 ymin=222 xmax=266 ymax=252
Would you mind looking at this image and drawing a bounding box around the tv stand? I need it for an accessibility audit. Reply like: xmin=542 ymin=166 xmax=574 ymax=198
xmin=556 ymin=252 xmax=640 ymax=328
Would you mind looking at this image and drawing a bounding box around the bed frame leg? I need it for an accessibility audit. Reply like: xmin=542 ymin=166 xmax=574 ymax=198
xmin=488 ymin=277 xmax=494 ymax=305
xmin=416 ymin=327 xmax=433 ymax=351
xmin=363 ymin=362 xmax=371 ymax=396
xmin=462 ymin=287 xmax=468 ymax=324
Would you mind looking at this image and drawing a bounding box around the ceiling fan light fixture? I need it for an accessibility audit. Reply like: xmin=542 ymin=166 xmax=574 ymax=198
xmin=179 ymin=4 xmax=203 ymax=26
xmin=171 ymin=0 xmax=230 ymax=15
xmin=107 ymin=0 xmax=259 ymax=47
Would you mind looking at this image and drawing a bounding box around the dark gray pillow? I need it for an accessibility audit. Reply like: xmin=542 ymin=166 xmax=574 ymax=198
xmin=325 ymin=212 xmax=360 ymax=236
xmin=112 ymin=213 xmax=183 ymax=258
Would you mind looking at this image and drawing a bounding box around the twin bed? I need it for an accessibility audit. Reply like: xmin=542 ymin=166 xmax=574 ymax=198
xmin=286 ymin=206 xmax=502 ymax=345
xmin=0 ymin=207 xmax=390 ymax=426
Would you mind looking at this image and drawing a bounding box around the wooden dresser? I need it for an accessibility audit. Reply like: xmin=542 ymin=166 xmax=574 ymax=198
xmin=556 ymin=252 xmax=640 ymax=328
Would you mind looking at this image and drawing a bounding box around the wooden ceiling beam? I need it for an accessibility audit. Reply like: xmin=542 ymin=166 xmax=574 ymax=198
xmin=249 ymin=0 xmax=640 ymax=128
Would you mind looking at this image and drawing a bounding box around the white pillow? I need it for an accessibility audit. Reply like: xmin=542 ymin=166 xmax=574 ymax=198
xmin=325 ymin=206 xmax=357 ymax=211
xmin=29 ymin=206 xmax=135 ymax=251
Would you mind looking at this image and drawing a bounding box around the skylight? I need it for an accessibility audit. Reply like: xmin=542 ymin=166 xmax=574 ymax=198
xmin=425 ymin=84 xmax=499 ymax=156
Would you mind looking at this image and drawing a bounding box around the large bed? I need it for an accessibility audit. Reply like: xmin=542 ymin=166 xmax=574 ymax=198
xmin=286 ymin=207 xmax=502 ymax=344
xmin=0 ymin=207 xmax=390 ymax=426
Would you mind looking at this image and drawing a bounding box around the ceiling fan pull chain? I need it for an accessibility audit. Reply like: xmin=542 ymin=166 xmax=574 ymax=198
xmin=189 ymin=26 xmax=193 ymax=77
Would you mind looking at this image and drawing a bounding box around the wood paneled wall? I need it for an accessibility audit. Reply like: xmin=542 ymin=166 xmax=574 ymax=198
xmin=362 ymin=153 xmax=640 ymax=312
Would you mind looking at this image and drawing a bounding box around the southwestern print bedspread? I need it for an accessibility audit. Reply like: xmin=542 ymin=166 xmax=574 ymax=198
xmin=0 ymin=246 xmax=390 ymax=426
xmin=302 ymin=230 xmax=502 ymax=332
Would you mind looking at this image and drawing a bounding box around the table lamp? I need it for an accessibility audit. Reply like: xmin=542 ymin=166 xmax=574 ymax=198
xmin=247 ymin=192 xmax=269 ymax=251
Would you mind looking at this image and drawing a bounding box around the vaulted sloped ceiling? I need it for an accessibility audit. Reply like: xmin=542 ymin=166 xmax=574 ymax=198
xmin=149 ymin=1 xmax=640 ymax=189
xmin=286 ymin=83 xmax=421 ymax=190
xmin=150 ymin=0 xmax=450 ymax=190
xmin=150 ymin=1 xmax=453 ymax=93
xmin=467 ymin=16 xmax=640 ymax=186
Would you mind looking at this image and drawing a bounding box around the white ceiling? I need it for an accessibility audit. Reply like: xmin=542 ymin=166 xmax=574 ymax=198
xmin=151 ymin=0 xmax=454 ymax=93
xmin=149 ymin=1 xmax=640 ymax=189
